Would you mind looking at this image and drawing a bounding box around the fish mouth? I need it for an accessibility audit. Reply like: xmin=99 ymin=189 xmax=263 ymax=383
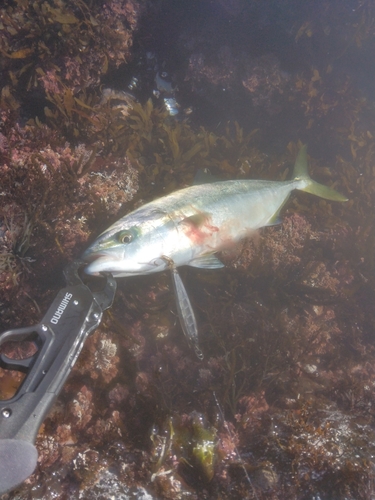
xmin=82 ymin=250 xmax=122 ymax=276
xmin=84 ymin=258 xmax=113 ymax=276
xmin=83 ymin=253 xmax=169 ymax=277
xmin=82 ymin=251 xmax=106 ymax=264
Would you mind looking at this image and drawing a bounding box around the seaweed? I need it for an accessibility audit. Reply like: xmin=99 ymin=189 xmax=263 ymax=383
xmin=2 ymin=0 xmax=375 ymax=498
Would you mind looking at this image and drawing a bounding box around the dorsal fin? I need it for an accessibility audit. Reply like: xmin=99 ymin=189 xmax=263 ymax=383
xmin=193 ymin=169 xmax=221 ymax=185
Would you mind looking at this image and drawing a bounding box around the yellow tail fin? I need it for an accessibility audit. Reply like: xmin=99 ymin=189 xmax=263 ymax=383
xmin=293 ymin=145 xmax=348 ymax=202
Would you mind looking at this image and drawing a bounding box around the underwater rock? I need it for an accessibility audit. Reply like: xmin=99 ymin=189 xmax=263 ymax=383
xmin=242 ymin=54 xmax=291 ymax=114
xmin=2 ymin=1 xmax=375 ymax=498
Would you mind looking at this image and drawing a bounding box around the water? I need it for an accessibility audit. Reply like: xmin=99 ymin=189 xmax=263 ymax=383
xmin=1 ymin=0 xmax=375 ymax=498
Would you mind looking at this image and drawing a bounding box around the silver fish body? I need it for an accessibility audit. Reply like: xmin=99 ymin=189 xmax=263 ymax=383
xmin=82 ymin=146 xmax=347 ymax=277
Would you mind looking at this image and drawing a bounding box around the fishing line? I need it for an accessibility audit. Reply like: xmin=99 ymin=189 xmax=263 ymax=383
xmin=213 ymin=391 xmax=259 ymax=500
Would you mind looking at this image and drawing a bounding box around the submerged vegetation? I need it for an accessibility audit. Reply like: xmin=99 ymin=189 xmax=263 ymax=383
xmin=1 ymin=0 xmax=375 ymax=498
xmin=0 ymin=0 xmax=137 ymax=96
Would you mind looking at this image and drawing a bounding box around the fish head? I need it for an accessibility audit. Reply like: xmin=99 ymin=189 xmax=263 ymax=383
xmin=82 ymin=214 xmax=171 ymax=277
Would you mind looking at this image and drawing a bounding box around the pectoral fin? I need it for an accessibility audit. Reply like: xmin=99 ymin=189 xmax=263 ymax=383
xmin=189 ymin=254 xmax=225 ymax=269
xmin=179 ymin=213 xmax=209 ymax=227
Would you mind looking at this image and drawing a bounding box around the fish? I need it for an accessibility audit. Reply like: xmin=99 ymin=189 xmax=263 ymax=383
xmin=82 ymin=145 xmax=347 ymax=278
xmin=82 ymin=146 xmax=347 ymax=356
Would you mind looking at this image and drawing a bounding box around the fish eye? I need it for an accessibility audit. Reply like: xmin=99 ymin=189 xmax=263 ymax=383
xmin=118 ymin=231 xmax=133 ymax=244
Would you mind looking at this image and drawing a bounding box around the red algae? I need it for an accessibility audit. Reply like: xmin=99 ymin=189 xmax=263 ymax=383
xmin=2 ymin=1 xmax=375 ymax=499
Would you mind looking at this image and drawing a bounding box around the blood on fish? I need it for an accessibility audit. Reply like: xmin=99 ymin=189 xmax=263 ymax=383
xmin=180 ymin=214 xmax=219 ymax=245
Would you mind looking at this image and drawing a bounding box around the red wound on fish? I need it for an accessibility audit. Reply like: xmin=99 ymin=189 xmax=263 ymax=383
xmin=179 ymin=212 xmax=219 ymax=244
